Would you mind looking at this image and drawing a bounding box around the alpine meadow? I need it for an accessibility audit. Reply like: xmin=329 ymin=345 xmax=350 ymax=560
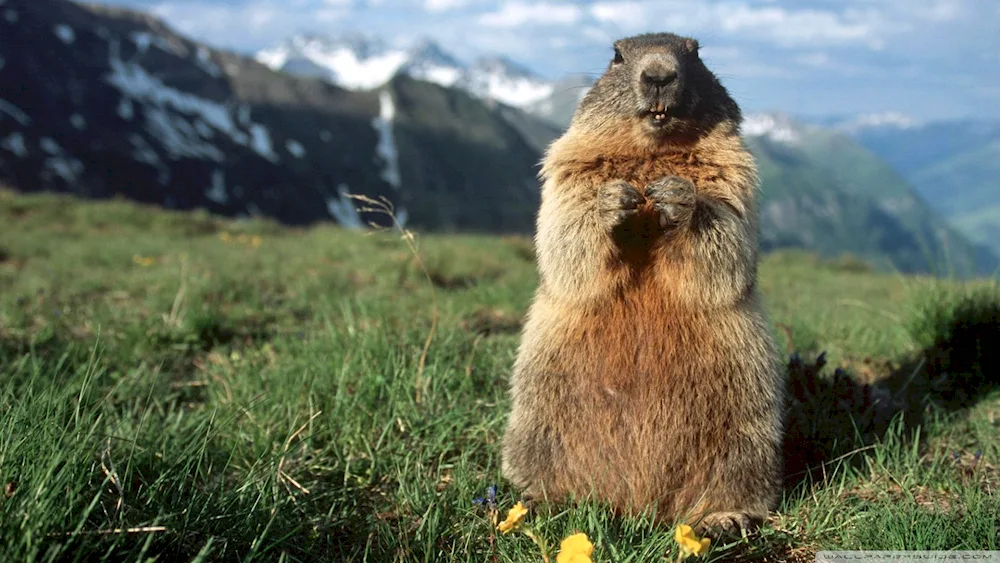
xmin=3 ymin=0 xmax=1000 ymax=560
xmin=1 ymin=189 xmax=998 ymax=561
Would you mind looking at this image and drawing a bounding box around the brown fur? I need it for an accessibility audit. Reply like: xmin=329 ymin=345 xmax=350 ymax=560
xmin=500 ymin=33 xmax=785 ymax=534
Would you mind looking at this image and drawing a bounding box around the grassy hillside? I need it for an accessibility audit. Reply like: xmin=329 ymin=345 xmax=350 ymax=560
xmin=747 ymin=131 xmax=997 ymax=277
xmin=1 ymin=190 xmax=999 ymax=562
xmin=909 ymin=141 xmax=1000 ymax=252
xmin=852 ymin=121 xmax=1000 ymax=255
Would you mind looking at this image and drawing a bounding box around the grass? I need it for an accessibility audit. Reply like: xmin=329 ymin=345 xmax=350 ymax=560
xmin=1 ymin=189 xmax=998 ymax=562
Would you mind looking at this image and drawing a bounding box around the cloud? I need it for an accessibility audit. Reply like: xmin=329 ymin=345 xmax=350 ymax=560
xmin=590 ymin=2 xmax=893 ymax=49
xmin=150 ymin=1 xmax=351 ymax=51
xmin=912 ymin=0 xmax=966 ymax=21
xmin=424 ymin=0 xmax=476 ymax=11
xmin=121 ymin=0 xmax=1000 ymax=120
xmin=479 ymin=1 xmax=583 ymax=27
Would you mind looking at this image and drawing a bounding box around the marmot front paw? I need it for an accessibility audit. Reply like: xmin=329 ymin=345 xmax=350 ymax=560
xmin=645 ymin=175 xmax=696 ymax=229
xmin=696 ymin=511 xmax=760 ymax=539
xmin=597 ymin=180 xmax=643 ymax=229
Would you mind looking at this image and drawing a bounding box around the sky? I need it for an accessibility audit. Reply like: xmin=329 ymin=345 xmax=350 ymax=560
xmin=101 ymin=0 xmax=1000 ymax=121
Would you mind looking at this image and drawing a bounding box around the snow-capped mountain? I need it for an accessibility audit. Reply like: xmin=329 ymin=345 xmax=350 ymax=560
xmin=1 ymin=0 xmax=552 ymax=232
xmin=403 ymin=38 xmax=465 ymax=88
xmin=255 ymin=34 xmax=556 ymax=109
xmin=255 ymin=33 xmax=413 ymax=90
xmin=463 ymin=56 xmax=554 ymax=108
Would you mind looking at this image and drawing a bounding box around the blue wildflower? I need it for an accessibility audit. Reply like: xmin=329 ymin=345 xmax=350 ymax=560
xmin=473 ymin=484 xmax=498 ymax=509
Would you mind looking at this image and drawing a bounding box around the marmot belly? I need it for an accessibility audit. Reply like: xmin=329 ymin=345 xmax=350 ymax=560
xmin=516 ymin=283 xmax=773 ymax=516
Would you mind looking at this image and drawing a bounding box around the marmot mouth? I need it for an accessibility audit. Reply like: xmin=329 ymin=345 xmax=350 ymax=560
xmin=643 ymin=102 xmax=672 ymax=125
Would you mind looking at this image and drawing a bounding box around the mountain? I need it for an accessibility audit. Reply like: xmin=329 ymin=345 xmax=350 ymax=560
xmin=0 ymin=0 xmax=551 ymax=233
xmin=524 ymin=74 xmax=595 ymax=129
xmin=1 ymin=2 xmax=993 ymax=276
xmin=255 ymin=34 xmax=556 ymax=109
xmin=835 ymin=117 xmax=1000 ymax=254
xmin=744 ymin=113 xmax=996 ymax=276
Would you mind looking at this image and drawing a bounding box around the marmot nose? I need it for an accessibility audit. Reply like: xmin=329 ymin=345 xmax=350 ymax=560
xmin=641 ymin=68 xmax=678 ymax=87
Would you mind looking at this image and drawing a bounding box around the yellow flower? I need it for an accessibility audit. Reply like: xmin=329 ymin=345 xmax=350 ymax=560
xmin=219 ymin=232 xmax=232 ymax=242
xmin=250 ymin=235 xmax=262 ymax=248
xmin=132 ymin=255 xmax=155 ymax=267
xmin=674 ymin=524 xmax=711 ymax=558
xmin=556 ymin=532 xmax=594 ymax=563
xmin=497 ymin=502 xmax=528 ymax=534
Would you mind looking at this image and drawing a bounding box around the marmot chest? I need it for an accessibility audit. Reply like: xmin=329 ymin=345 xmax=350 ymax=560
xmin=559 ymin=285 xmax=717 ymax=392
xmin=593 ymin=153 xmax=721 ymax=192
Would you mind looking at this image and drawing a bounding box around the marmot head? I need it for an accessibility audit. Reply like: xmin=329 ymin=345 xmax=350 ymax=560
xmin=573 ymin=32 xmax=741 ymax=141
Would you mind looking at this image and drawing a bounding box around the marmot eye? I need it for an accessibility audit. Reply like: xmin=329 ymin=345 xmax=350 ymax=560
xmin=612 ymin=49 xmax=624 ymax=65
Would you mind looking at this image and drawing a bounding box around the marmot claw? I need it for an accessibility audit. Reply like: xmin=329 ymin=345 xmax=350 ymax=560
xmin=597 ymin=180 xmax=643 ymax=228
xmin=645 ymin=175 xmax=696 ymax=228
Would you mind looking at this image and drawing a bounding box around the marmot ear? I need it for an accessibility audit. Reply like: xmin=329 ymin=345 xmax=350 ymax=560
xmin=685 ymin=38 xmax=699 ymax=53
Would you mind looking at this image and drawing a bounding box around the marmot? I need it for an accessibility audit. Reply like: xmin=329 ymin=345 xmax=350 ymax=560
xmin=500 ymin=32 xmax=785 ymax=535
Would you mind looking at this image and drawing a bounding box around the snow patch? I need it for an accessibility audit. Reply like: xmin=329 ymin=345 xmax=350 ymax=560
xmin=131 ymin=32 xmax=153 ymax=53
xmin=254 ymin=46 xmax=289 ymax=70
xmin=256 ymin=35 xmax=554 ymax=109
xmin=250 ymin=124 xmax=278 ymax=162
xmin=395 ymin=207 xmax=409 ymax=229
xmin=40 ymin=137 xmax=61 ymax=155
xmin=468 ymin=72 xmax=554 ymax=108
xmin=5 ymin=10 xmax=18 ymax=23
xmin=319 ymin=130 xmax=332 ymax=143
xmin=411 ymin=65 xmax=462 ymax=87
xmin=285 ymin=139 xmax=306 ymax=158
xmin=206 ymin=170 xmax=228 ymax=204
xmin=36 ymin=139 xmax=84 ymax=184
xmin=0 ymin=99 xmax=31 ymax=125
xmin=129 ymin=134 xmax=170 ymax=185
xmin=117 ymin=97 xmax=135 ymax=120
xmin=371 ymin=90 xmax=402 ymax=190
xmin=196 ymin=46 xmax=222 ymax=77
xmin=70 ymin=114 xmax=86 ymax=130
xmin=1 ymin=132 xmax=26 ymax=157
xmin=105 ymin=40 xmax=278 ymax=162
xmin=44 ymin=156 xmax=84 ymax=184
xmin=237 ymin=104 xmax=251 ymax=127
xmin=313 ymin=47 xmax=408 ymax=90
xmin=129 ymin=32 xmax=183 ymax=56
xmin=144 ymin=106 xmax=224 ymax=161
xmin=326 ymin=184 xmax=364 ymax=229
xmin=258 ymin=37 xmax=409 ymax=90
xmin=54 ymin=24 xmax=75 ymax=44
xmin=194 ymin=119 xmax=214 ymax=138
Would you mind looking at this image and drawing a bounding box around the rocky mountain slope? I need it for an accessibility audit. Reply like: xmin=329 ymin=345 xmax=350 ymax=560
xmin=0 ymin=0 xmax=552 ymax=232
